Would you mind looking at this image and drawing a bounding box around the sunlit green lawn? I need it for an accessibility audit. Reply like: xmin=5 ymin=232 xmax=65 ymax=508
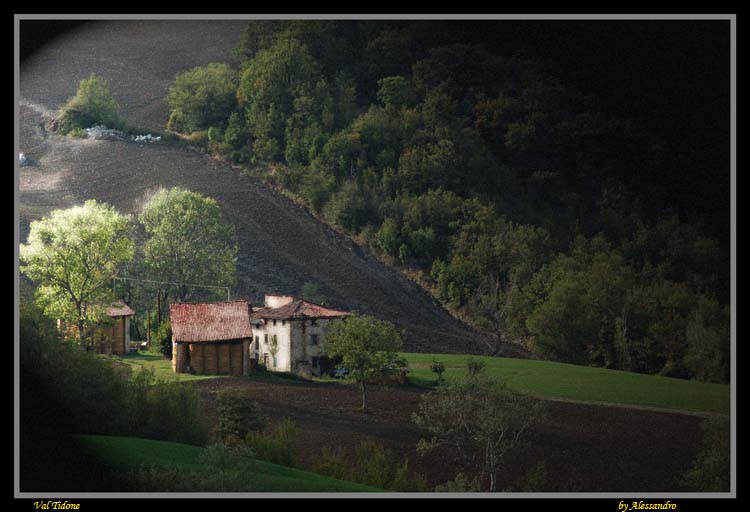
xmin=110 ymin=350 xmax=224 ymax=382
xmin=402 ymin=352 xmax=730 ymax=414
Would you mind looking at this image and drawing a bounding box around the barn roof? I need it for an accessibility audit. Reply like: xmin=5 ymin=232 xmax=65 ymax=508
xmin=252 ymin=298 xmax=351 ymax=321
xmin=107 ymin=301 xmax=135 ymax=317
xmin=170 ymin=300 xmax=253 ymax=342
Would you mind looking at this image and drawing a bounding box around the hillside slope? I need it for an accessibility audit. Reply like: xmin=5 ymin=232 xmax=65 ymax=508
xmin=18 ymin=20 xmax=497 ymax=355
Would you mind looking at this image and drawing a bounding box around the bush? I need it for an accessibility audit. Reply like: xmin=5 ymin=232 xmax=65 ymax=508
xmin=244 ymin=418 xmax=297 ymax=467
xmin=681 ymin=417 xmax=730 ymax=491
xmin=430 ymin=358 xmax=446 ymax=383
xmin=311 ymin=446 xmax=350 ymax=481
xmin=166 ymin=63 xmax=238 ymax=133
xmin=215 ymin=389 xmax=265 ymax=445
xmin=434 ymin=472 xmax=481 ymax=492
xmin=144 ymin=380 xmax=210 ymax=446
xmin=351 ymin=439 xmax=426 ymax=491
xmin=154 ymin=321 xmax=172 ymax=359
xmin=466 ymin=357 xmax=485 ymax=376
xmin=57 ymin=73 xmax=122 ymax=134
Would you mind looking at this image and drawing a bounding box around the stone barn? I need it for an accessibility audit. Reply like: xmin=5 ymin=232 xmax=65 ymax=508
xmin=170 ymin=300 xmax=252 ymax=376
xmin=250 ymin=295 xmax=351 ymax=376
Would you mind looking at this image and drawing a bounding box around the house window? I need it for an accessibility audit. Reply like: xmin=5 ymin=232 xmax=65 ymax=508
xmin=312 ymin=356 xmax=319 ymax=367
xmin=310 ymin=334 xmax=319 ymax=346
xmin=255 ymin=335 xmax=259 ymax=348
xmin=273 ymin=334 xmax=278 ymax=345
xmin=263 ymin=353 xmax=269 ymax=366
xmin=282 ymin=319 xmax=286 ymax=326
xmin=311 ymin=318 xmax=318 ymax=326
xmin=272 ymin=356 xmax=277 ymax=368
xmin=273 ymin=319 xmax=277 ymax=326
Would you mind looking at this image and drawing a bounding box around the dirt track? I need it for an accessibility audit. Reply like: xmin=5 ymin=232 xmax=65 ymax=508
xmin=193 ymin=376 xmax=725 ymax=492
xmin=18 ymin=20 xmax=494 ymax=354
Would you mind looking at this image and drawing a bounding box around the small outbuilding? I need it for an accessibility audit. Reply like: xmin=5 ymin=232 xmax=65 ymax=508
xmin=58 ymin=300 xmax=135 ymax=354
xmin=170 ymin=300 xmax=253 ymax=376
xmin=103 ymin=301 xmax=136 ymax=354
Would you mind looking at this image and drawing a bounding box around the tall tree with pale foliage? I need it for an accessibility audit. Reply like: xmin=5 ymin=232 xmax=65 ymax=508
xmin=19 ymin=200 xmax=135 ymax=346
xmin=139 ymin=188 xmax=237 ymax=304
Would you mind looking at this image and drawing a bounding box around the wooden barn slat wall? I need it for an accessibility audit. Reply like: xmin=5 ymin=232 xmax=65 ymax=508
xmin=217 ymin=344 xmax=231 ymax=374
xmin=190 ymin=343 xmax=205 ymax=374
xmin=204 ymin=344 xmax=218 ymax=374
xmin=230 ymin=343 xmax=243 ymax=376
xmin=174 ymin=339 xmax=248 ymax=375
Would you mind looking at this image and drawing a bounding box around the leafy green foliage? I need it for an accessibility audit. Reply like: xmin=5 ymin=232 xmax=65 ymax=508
xmin=20 ymin=200 xmax=135 ymax=346
xmin=681 ymin=417 xmax=730 ymax=491
xmin=215 ymin=389 xmax=265 ymax=445
xmin=20 ymin=304 xmax=208 ymax=445
xmin=165 ymin=20 xmax=728 ymax=384
xmin=244 ymin=418 xmax=297 ymax=467
xmin=166 ymin=63 xmax=238 ymax=133
xmin=325 ymin=314 xmax=406 ymax=412
xmin=154 ymin=320 xmax=172 ymax=358
xmin=57 ymin=73 xmax=123 ymax=133
xmin=139 ymin=188 xmax=237 ymax=303
xmin=430 ymin=358 xmax=446 ymax=383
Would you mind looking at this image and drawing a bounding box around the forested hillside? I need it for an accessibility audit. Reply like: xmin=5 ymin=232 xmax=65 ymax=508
xmin=162 ymin=20 xmax=729 ymax=383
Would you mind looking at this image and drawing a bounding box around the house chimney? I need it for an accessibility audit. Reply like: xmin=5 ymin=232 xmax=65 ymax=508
xmin=264 ymin=294 xmax=295 ymax=308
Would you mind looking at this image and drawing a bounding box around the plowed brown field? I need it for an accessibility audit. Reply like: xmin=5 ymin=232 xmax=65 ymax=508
xmin=19 ymin=20 xmax=492 ymax=355
xmin=193 ymin=376 xmax=725 ymax=492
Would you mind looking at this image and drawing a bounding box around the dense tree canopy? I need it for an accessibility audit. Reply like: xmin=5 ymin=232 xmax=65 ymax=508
xmin=163 ymin=20 xmax=730 ymax=383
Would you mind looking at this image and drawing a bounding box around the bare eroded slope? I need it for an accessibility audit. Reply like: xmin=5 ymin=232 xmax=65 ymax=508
xmin=18 ymin=20 xmax=495 ymax=354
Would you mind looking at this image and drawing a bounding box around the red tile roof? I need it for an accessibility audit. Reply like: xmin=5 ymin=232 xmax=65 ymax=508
xmin=107 ymin=301 xmax=135 ymax=317
xmin=170 ymin=300 xmax=253 ymax=342
xmin=251 ymin=298 xmax=351 ymax=321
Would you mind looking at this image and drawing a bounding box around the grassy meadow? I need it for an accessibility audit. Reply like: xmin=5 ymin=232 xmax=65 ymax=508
xmin=109 ymin=350 xmax=729 ymax=415
xmin=402 ymin=352 xmax=730 ymax=415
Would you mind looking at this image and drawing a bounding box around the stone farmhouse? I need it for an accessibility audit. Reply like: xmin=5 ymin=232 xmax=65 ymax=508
xmin=250 ymin=295 xmax=351 ymax=376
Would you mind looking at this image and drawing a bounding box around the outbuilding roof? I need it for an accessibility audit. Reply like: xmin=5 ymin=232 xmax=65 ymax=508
xmin=252 ymin=298 xmax=351 ymax=321
xmin=170 ymin=300 xmax=253 ymax=342
xmin=107 ymin=301 xmax=136 ymax=317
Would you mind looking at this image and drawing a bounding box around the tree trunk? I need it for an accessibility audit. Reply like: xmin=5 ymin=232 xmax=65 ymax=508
xmin=361 ymin=381 xmax=368 ymax=413
xmin=77 ymin=318 xmax=86 ymax=348
xmin=487 ymin=438 xmax=497 ymax=492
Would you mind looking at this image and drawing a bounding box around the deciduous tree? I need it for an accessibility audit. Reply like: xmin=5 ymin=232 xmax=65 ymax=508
xmin=20 ymin=200 xmax=135 ymax=347
xmin=324 ymin=314 xmax=406 ymax=413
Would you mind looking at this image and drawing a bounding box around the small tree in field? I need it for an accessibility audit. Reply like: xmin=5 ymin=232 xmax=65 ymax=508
xmin=324 ymin=314 xmax=406 ymax=413
xmin=430 ymin=358 xmax=446 ymax=383
xmin=413 ymin=374 xmax=547 ymax=492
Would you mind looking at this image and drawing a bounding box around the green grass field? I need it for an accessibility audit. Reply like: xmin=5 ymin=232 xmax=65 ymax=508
xmin=78 ymin=435 xmax=381 ymax=492
xmin=110 ymin=350 xmax=226 ymax=382
xmin=109 ymin=350 xmax=729 ymax=415
xmin=402 ymin=352 xmax=730 ymax=415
